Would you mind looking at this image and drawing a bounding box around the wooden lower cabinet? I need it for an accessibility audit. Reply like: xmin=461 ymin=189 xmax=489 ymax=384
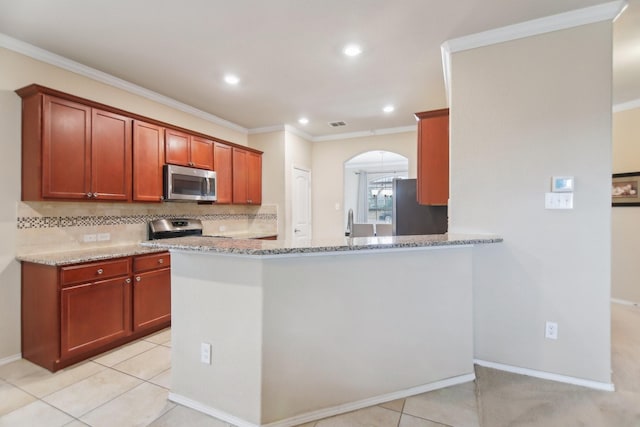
xmin=61 ymin=276 xmax=132 ymax=360
xmin=132 ymin=252 xmax=171 ymax=332
xmin=22 ymin=252 xmax=171 ymax=372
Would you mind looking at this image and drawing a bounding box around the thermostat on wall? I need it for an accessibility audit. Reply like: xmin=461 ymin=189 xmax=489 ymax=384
xmin=551 ymin=176 xmax=574 ymax=193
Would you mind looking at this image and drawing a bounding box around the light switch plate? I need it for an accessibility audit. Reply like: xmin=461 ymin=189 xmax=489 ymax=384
xmin=545 ymin=193 xmax=573 ymax=209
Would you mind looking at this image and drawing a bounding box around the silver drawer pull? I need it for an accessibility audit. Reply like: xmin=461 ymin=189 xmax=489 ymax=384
xmin=158 ymin=258 xmax=164 ymax=264
xmin=97 ymin=269 xmax=104 ymax=275
xmin=136 ymin=276 xmax=141 ymax=282
xmin=125 ymin=278 xmax=131 ymax=284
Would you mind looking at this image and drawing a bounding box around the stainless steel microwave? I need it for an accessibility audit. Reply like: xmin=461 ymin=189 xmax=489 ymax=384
xmin=163 ymin=164 xmax=217 ymax=202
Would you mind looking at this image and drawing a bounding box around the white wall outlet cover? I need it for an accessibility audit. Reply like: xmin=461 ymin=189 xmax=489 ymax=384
xmin=200 ymin=342 xmax=212 ymax=365
xmin=545 ymin=193 xmax=573 ymax=209
xmin=545 ymin=321 xmax=558 ymax=340
xmin=83 ymin=234 xmax=97 ymax=242
xmin=97 ymin=233 xmax=110 ymax=241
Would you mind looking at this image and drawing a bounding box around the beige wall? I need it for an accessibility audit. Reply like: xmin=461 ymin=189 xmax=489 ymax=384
xmin=449 ymin=23 xmax=613 ymax=383
xmin=311 ymin=132 xmax=417 ymax=238
xmin=0 ymin=47 xmax=252 ymax=360
xmin=612 ymin=107 xmax=640 ymax=303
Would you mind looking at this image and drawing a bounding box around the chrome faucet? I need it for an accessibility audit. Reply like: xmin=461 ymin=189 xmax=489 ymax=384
xmin=346 ymin=208 xmax=354 ymax=236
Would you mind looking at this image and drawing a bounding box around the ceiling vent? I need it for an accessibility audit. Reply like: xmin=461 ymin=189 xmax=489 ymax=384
xmin=328 ymin=121 xmax=347 ymax=127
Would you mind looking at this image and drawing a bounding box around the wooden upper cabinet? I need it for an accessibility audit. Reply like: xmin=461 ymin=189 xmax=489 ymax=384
xmin=190 ymin=136 xmax=214 ymax=170
xmin=20 ymin=91 xmax=132 ymax=201
xmin=232 ymin=147 xmax=262 ymax=205
xmin=247 ymin=151 xmax=262 ymax=205
xmin=41 ymin=96 xmax=92 ymax=199
xmin=214 ymin=142 xmax=233 ymax=204
xmin=416 ymin=108 xmax=449 ymax=206
xmin=165 ymin=128 xmax=213 ymax=170
xmin=133 ymin=121 xmax=165 ymax=202
xmin=91 ymin=109 xmax=132 ymax=201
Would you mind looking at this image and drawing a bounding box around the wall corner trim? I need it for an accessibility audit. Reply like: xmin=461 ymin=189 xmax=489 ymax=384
xmin=474 ymin=359 xmax=615 ymax=392
xmin=440 ymin=0 xmax=627 ymax=106
xmin=0 ymin=32 xmax=248 ymax=135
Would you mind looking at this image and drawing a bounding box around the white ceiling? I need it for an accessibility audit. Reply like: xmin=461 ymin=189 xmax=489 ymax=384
xmin=0 ymin=0 xmax=638 ymax=139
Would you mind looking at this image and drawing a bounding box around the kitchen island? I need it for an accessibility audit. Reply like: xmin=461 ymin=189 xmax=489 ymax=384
xmin=142 ymin=234 xmax=501 ymax=427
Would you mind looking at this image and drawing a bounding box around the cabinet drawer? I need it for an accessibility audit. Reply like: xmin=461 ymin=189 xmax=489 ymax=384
xmin=61 ymin=258 xmax=130 ymax=286
xmin=133 ymin=252 xmax=170 ymax=273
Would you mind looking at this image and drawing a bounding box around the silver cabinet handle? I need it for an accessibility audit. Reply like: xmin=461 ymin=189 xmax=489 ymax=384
xmin=158 ymin=258 xmax=164 ymax=264
xmin=125 ymin=278 xmax=131 ymax=284
xmin=294 ymin=229 xmax=300 ymax=233
xmin=136 ymin=276 xmax=141 ymax=282
xmin=86 ymin=192 xmax=92 ymax=198
xmin=92 ymin=192 xmax=98 ymax=198
xmin=96 ymin=269 xmax=103 ymax=275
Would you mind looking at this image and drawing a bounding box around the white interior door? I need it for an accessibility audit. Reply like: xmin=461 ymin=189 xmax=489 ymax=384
xmin=292 ymin=167 xmax=311 ymax=242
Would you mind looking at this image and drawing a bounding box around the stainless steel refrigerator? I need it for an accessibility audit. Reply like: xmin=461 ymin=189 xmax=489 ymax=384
xmin=392 ymin=178 xmax=448 ymax=235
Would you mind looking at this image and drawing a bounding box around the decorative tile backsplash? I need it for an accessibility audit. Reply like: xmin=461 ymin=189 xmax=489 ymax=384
xmin=17 ymin=213 xmax=276 ymax=229
xmin=16 ymin=201 xmax=278 ymax=255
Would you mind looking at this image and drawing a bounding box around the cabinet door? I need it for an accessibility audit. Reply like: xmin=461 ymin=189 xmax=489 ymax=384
xmin=213 ymin=142 xmax=233 ymax=204
xmin=232 ymin=147 xmax=248 ymax=204
xmin=165 ymin=128 xmax=190 ymax=167
xmin=60 ymin=276 xmax=132 ymax=359
xmin=416 ymin=109 xmax=449 ymax=206
xmin=133 ymin=121 xmax=165 ymax=202
xmin=247 ymin=151 xmax=262 ymax=205
xmin=133 ymin=268 xmax=171 ymax=332
xmin=190 ymin=136 xmax=214 ymax=170
xmin=91 ymin=109 xmax=132 ymax=201
xmin=42 ymin=95 xmax=91 ymax=199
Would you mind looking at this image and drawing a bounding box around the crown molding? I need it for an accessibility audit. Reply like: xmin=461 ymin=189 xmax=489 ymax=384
xmin=313 ymin=125 xmax=416 ymax=142
xmin=0 ymin=32 xmax=248 ymax=134
xmin=613 ymin=98 xmax=640 ymax=112
xmin=249 ymin=124 xmax=415 ymax=142
xmin=441 ymin=0 xmax=628 ymax=105
xmin=248 ymin=125 xmax=286 ymax=135
xmin=284 ymin=125 xmax=315 ymax=141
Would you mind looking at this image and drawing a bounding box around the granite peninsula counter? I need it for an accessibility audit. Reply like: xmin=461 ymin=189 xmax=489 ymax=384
xmin=141 ymin=232 xmax=502 ymax=256
xmin=145 ymin=233 xmax=501 ymax=427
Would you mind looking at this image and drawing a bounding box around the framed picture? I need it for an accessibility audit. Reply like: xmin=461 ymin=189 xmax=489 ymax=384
xmin=612 ymin=172 xmax=640 ymax=206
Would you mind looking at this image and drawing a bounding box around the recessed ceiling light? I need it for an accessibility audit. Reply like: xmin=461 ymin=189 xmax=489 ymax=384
xmin=298 ymin=117 xmax=309 ymax=125
xmin=224 ymin=74 xmax=240 ymax=85
xmin=343 ymin=44 xmax=362 ymax=57
xmin=383 ymin=105 xmax=395 ymax=113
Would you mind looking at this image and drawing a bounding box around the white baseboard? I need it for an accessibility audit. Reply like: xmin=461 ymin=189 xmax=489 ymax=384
xmin=611 ymin=298 xmax=640 ymax=307
xmin=0 ymin=353 xmax=22 ymax=367
xmin=169 ymin=373 xmax=476 ymax=427
xmin=474 ymin=359 xmax=614 ymax=391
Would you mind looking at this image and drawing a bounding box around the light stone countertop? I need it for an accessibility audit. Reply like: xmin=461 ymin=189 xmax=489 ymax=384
xmin=16 ymin=244 xmax=168 ymax=266
xmin=141 ymin=233 xmax=502 ymax=256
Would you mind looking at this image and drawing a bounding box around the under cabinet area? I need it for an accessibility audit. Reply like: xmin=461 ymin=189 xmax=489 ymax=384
xmin=21 ymin=252 xmax=171 ymax=372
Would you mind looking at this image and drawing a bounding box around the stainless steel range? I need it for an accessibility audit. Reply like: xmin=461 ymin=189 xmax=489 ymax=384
xmin=148 ymin=218 xmax=203 ymax=240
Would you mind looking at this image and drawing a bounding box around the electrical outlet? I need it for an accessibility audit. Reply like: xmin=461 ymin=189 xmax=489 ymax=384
xmin=200 ymin=342 xmax=212 ymax=365
xmin=545 ymin=321 xmax=558 ymax=340
xmin=97 ymin=233 xmax=111 ymax=241
xmin=83 ymin=234 xmax=97 ymax=242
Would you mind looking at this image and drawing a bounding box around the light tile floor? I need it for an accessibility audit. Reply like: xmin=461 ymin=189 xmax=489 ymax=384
xmin=1 ymin=304 xmax=639 ymax=427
